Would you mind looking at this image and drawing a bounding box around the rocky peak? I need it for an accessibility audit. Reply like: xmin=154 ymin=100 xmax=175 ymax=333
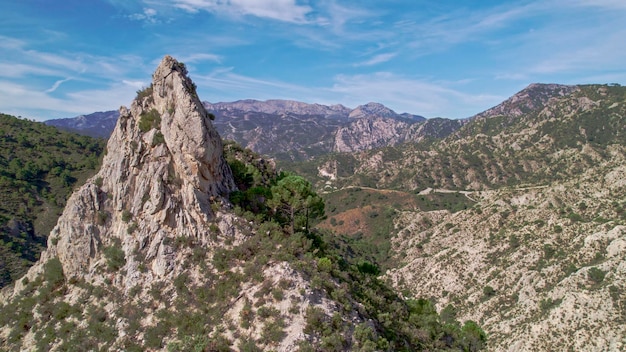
xmin=17 ymin=55 xmax=236 ymax=288
xmin=348 ymin=102 xmax=398 ymax=119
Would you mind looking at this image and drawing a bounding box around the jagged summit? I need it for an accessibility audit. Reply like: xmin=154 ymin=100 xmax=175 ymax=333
xmin=16 ymin=55 xmax=237 ymax=287
xmin=348 ymin=102 xmax=398 ymax=119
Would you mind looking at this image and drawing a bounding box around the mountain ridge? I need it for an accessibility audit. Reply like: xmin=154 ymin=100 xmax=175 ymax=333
xmin=46 ymin=99 xmax=431 ymax=160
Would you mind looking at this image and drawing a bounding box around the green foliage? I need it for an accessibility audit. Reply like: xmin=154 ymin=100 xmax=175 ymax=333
xmin=268 ymin=174 xmax=325 ymax=234
xmin=138 ymin=108 xmax=162 ymax=132
xmin=483 ymin=285 xmax=496 ymax=298
xmin=587 ymin=267 xmax=606 ymax=284
xmin=540 ymin=297 xmax=562 ymax=312
xmin=43 ymin=258 xmax=64 ymax=288
xmin=152 ymin=131 xmax=165 ymax=146
xmin=96 ymin=210 xmax=109 ymax=225
xmin=103 ymin=239 xmax=126 ymax=271
xmin=357 ymin=260 xmax=380 ymax=276
xmin=461 ymin=320 xmax=487 ymax=351
xmin=121 ymin=210 xmax=132 ymax=223
xmin=0 ymin=113 xmax=105 ymax=288
xmin=317 ymin=257 xmax=333 ymax=272
xmin=135 ymin=84 xmax=153 ymax=101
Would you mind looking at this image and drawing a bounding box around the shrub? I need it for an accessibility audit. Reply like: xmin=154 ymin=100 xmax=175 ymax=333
xmin=135 ymin=85 xmax=153 ymax=101
xmin=138 ymin=109 xmax=161 ymax=132
xmin=97 ymin=211 xmax=109 ymax=225
xmin=587 ymin=267 xmax=606 ymax=284
xmin=43 ymin=258 xmax=65 ymax=288
xmin=483 ymin=286 xmax=496 ymax=299
xmin=317 ymin=257 xmax=333 ymax=272
xmin=568 ymin=212 xmax=584 ymax=222
xmin=261 ymin=319 xmax=286 ymax=345
xmin=103 ymin=241 xmax=126 ymax=271
xmin=121 ymin=210 xmax=132 ymax=223
xmin=508 ymin=234 xmax=520 ymax=249
xmin=152 ymin=131 xmax=165 ymax=146
xmin=127 ymin=222 xmax=138 ymax=234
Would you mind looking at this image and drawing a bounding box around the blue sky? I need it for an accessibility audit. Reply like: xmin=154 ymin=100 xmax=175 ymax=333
xmin=1 ymin=0 xmax=625 ymax=121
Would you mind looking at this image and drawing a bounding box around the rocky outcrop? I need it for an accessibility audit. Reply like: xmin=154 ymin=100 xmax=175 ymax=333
xmin=332 ymin=116 xmax=463 ymax=153
xmin=16 ymin=55 xmax=236 ymax=288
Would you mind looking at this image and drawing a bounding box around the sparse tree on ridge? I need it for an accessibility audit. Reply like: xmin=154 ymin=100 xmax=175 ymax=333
xmin=268 ymin=174 xmax=325 ymax=235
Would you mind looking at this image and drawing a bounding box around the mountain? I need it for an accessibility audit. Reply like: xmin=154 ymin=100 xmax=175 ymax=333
xmin=45 ymin=111 xmax=119 ymax=138
xmin=46 ymin=100 xmax=441 ymax=161
xmin=291 ymin=83 xmax=626 ymax=350
xmin=0 ymin=113 xmax=105 ymax=288
xmin=0 ymin=56 xmax=483 ymax=351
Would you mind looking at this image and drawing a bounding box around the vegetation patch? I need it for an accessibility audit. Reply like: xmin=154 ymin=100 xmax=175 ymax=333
xmin=138 ymin=108 xmax=161 ymax=132
xmin=0 ymin=113 xmax=105 ymax=288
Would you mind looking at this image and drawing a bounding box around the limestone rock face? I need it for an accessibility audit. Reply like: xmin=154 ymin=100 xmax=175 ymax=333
xmin=23 ymin=55 xmax=236 ymax=287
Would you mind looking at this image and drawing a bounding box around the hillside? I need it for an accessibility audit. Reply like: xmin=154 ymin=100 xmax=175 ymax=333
xmin=297 ymin=84 xmax=626 ymax=191
xmin=288 ymin=83 xmax=626 ymax=350
xmin=0 ymin=56 xmax=484 ymax=351
xmin=0 ymin=114 xmax=105 ymax=288
xmin=43 ymin=111 xmax=119 ymax=139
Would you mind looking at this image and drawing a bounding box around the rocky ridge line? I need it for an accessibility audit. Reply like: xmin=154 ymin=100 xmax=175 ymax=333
xmin=12 ymin=55 xmax=237 ymax=291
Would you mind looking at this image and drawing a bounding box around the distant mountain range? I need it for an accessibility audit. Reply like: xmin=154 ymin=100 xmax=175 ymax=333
xmin=45 ymin=110 xmax=119 ymax=139
xmin=45 ymin=100 xmax=465 ymax=161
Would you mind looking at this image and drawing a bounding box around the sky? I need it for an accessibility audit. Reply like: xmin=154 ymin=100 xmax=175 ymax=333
xmin=1 ymin=1 xmax=625 ymax=121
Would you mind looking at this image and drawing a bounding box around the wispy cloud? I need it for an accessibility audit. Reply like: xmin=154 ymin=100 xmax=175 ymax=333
xmin=354 ymin=53 xmax=397 ymax=67
xmin=178 ymin=53 xmax=222 ymax=64
xmin=329 ymin=72 xmax=502 ymax=118
xmin=195 ymin=67 xmax=502 ymax=118
xmin=45 ymin=77 xmax=73 ymax=93
xmin=172 ymin=0 xmax=313 ymax=23
xmin=0 ymin=35 xmax=26 ymax=49
xmin=0 ymin=79 xmax=136 ymax=119
xmin=128 ymin=7 xmax=159 ymax=24
xmin=571 ymin=0 xmax=626 ymax=10
xmin=0 ymin=63 xmax=61 ymax=78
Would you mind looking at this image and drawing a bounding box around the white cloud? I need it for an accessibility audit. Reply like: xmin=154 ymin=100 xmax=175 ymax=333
xmin=0 ymin=63 xmax=62 ymax=78
xmin=0 ymin=35 xmax=26 ymax=49
xmin=122 ymin=80 xmax=146 ymax=89
xmin=0 ymin=79 xmax=137 ymax=120
xmin=128 ymin=7 xmax=159 ymax=23
xmin=172 ymin=0 xmax=313 ymax=23
xmin=45 ymin=77 xmax=73 ymax=93
xmin=354 ymin=53 xmax=397 ymax=67
xmin=570 ymin=0 xmax=626 ymax=10
xmin=178 ymin=53 xmax=222 ymax=64
xmin=329 ymin=72 xmax=503 ymax=118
